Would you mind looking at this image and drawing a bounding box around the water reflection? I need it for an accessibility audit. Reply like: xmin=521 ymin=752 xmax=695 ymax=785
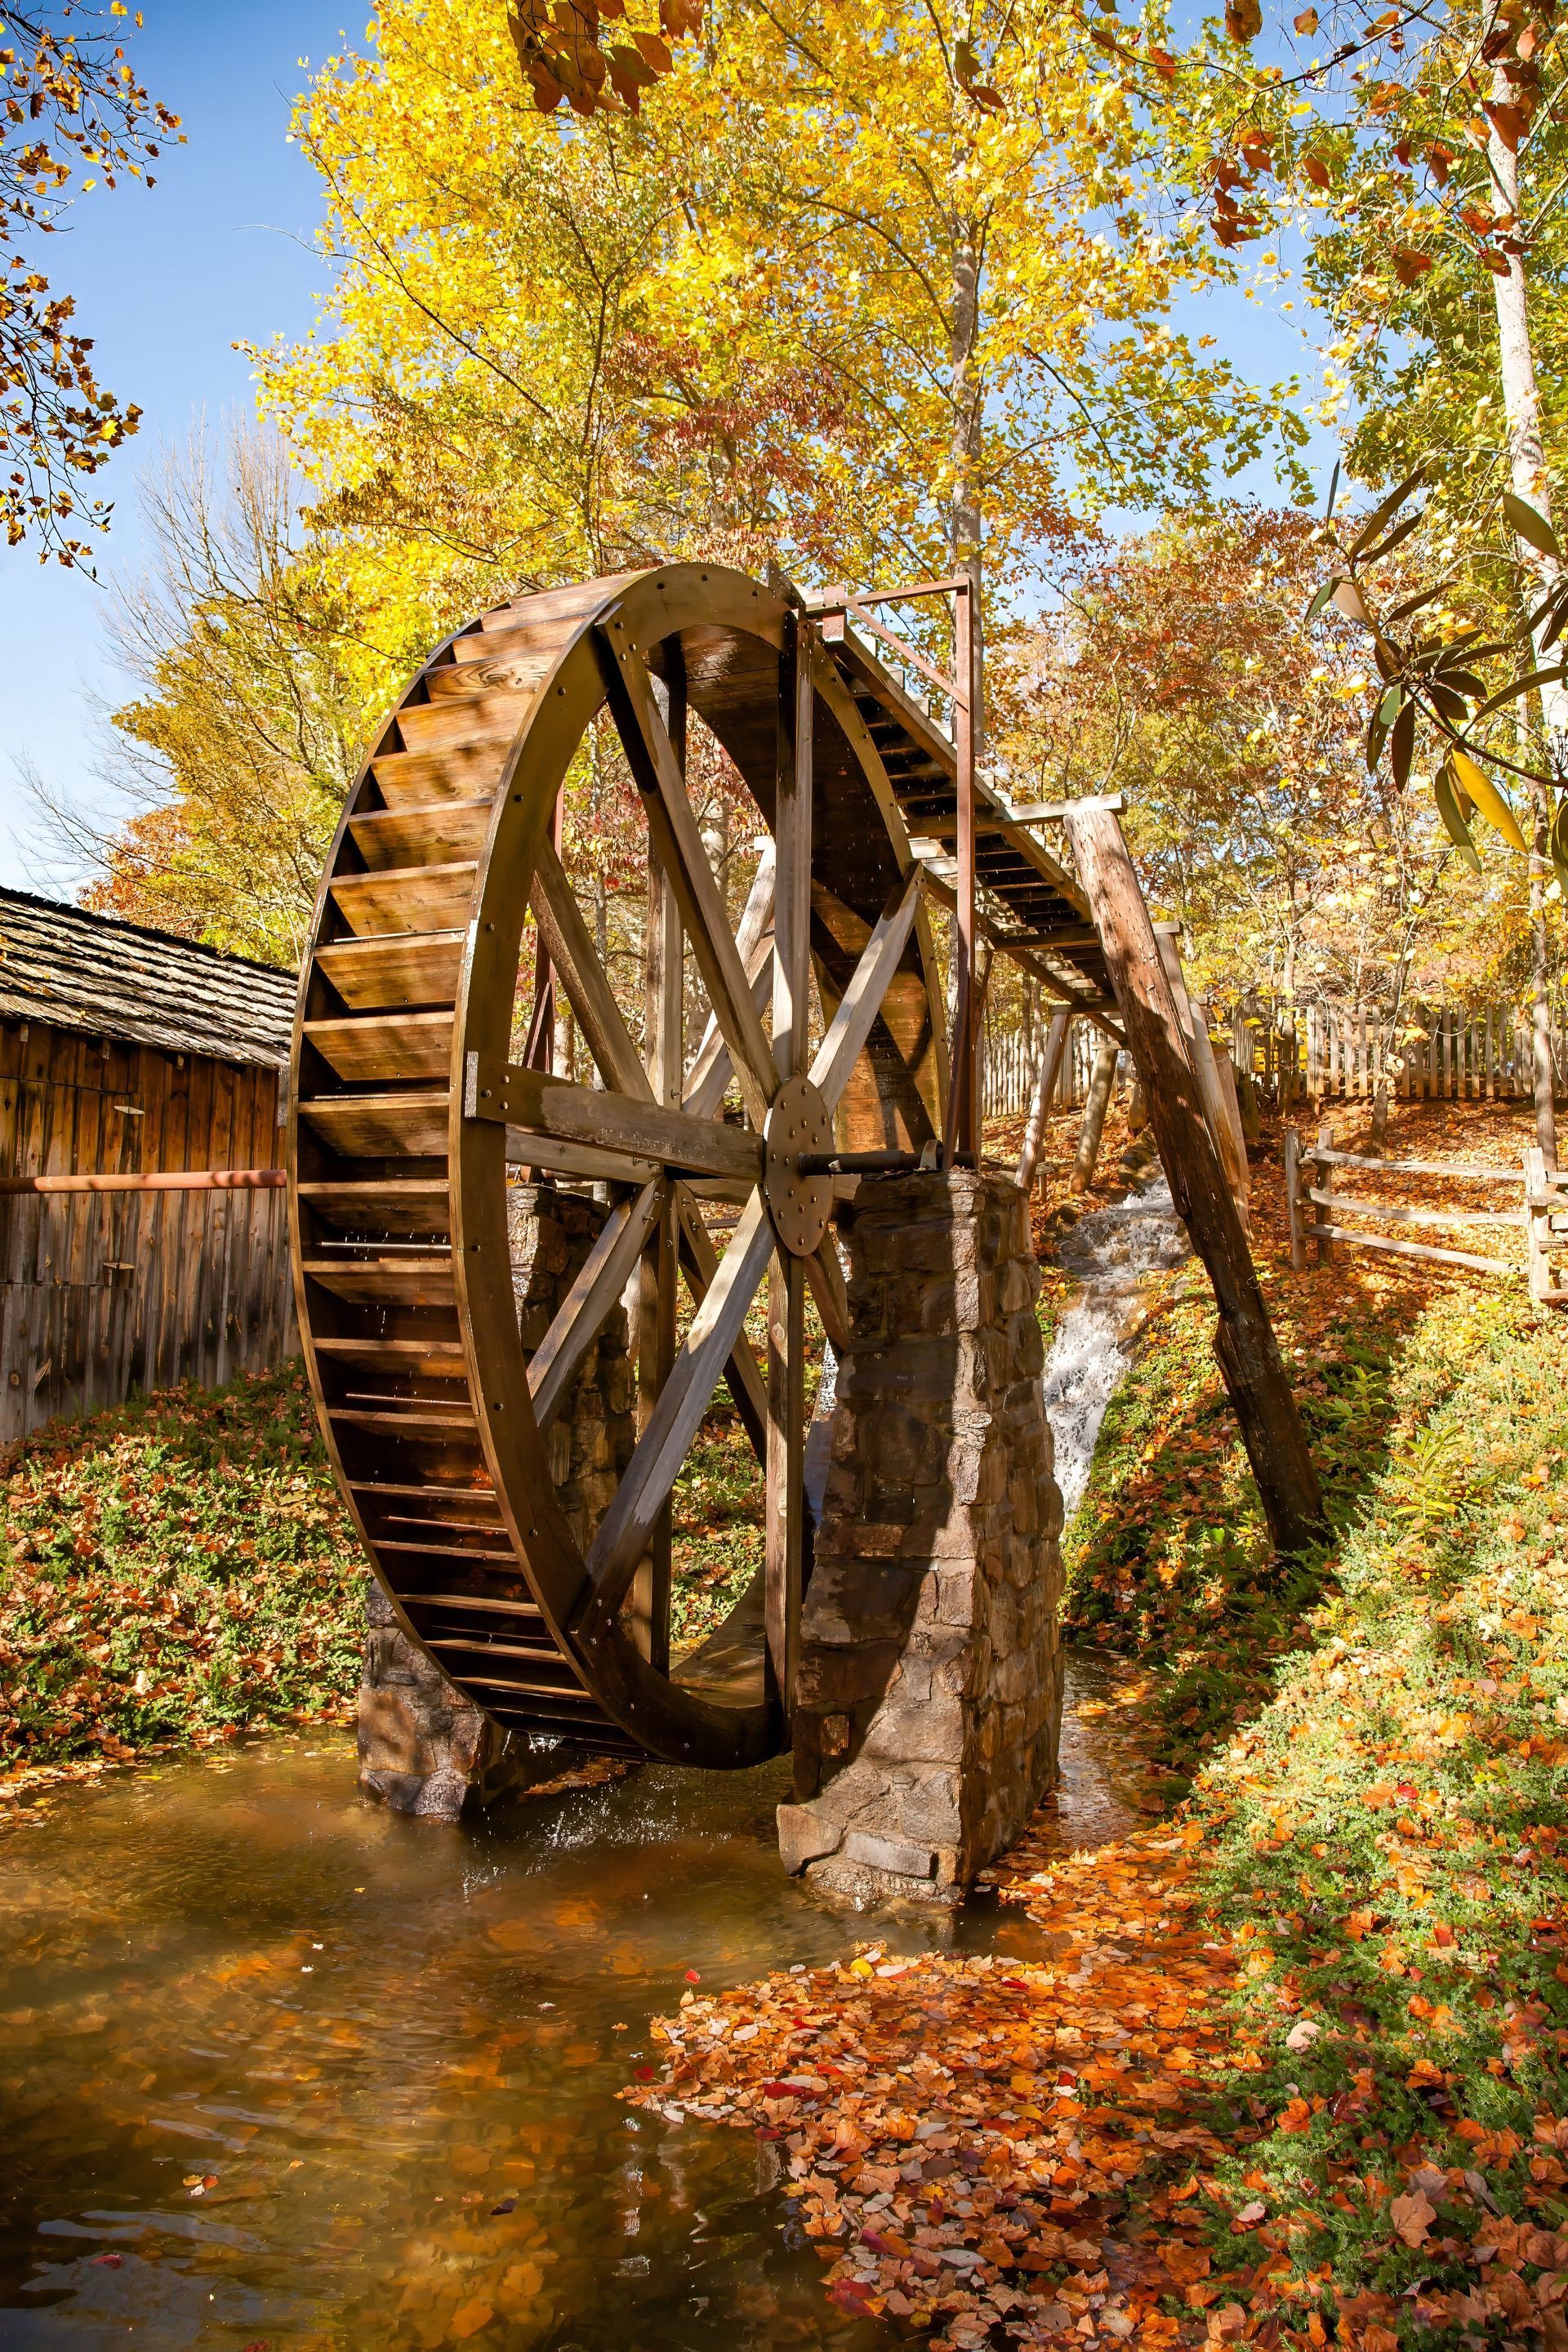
xmin=0 ymin=1655 xmax=1147 ymax=2351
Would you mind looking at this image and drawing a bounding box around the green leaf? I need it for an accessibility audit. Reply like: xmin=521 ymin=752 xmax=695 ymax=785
xmin=1469 ymin=663 xmax=1567 ymax=724
xmin=1348 ymin=470 xmax=1425 ymax=559
xmin=1434 ymin=760 xmax=1483 ymax=871
xmin=1304 ymin=578 xmax=1342 ymax=621
xmin=1325 ymin=460 xmax=1341 ymax=521
xmin=1360 ymin=508 xmax=1424 ymax=566
xmin=1386 ymin=581 xmax=1453 ymax=626
xmin=1389 ymin=697 xmax=1416 ymax=791
xmin=1502 ymin=490 xmax=1561 ymax=561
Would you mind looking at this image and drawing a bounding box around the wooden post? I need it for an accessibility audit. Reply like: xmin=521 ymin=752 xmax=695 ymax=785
xmin=1015 ymin=1009 xmax=1070 ymax=1196
xmin=1061 ymin=803 xmax=1326 ymax=1555
xmin=1314 ymin=1125 xmax=1334 ymax=1267
xmin=1284 ymin=1124 xmax=1306 ymax=1272
xmin=945 ymin=581 xmax=980 ymax=1162
xmin=1071 ymin=1039 xmax=1120 ymax=1192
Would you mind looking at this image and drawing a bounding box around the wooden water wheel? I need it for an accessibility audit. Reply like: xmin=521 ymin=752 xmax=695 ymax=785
xmin=288 ymin=563 xmax=1015 ymax=1767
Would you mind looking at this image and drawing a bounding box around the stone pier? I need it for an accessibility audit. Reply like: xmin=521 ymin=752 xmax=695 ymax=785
xmin=357 ymin=1183 xmax=635 ymax=1819
xmin=777 ymin=1170 xmax=1063 ymax=1904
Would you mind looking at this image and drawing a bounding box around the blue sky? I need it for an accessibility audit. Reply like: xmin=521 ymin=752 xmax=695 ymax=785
xmin=0 ymin=6 xmax=1338 ymax=899
xmin=0 ymin=1 xmax=328 ymax=892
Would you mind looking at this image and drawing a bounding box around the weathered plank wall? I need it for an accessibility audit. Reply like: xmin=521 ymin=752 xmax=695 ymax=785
xmin=0 ymin=1018 xmax=293 ymax=1444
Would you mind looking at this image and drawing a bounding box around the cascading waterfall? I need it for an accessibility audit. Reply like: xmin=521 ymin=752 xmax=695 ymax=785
xmin=1042 ymin=1178 xmax=1190 ymax=1519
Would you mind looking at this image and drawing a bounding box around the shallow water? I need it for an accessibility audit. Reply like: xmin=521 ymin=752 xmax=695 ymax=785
xmin=0 ymin=1657 xmax=1143 ymax=2352
xmin=1042 ymin=1179 xmax=1189 ymax=1519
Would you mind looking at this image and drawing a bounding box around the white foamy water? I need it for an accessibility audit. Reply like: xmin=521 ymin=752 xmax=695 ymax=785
xmin=1042 ymin=1177 xmax=1190 ymax=1517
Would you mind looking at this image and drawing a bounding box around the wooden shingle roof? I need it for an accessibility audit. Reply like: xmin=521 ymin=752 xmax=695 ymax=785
xmin=0 ymin=889 xmax=296 ymax=1070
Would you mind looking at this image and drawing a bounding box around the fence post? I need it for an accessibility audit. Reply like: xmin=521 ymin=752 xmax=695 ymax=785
xmin=1284 ymin=1123 xmax=1306 ymax=1272
xmin=1314 ymin=1124 xmax=1334 ymax=1265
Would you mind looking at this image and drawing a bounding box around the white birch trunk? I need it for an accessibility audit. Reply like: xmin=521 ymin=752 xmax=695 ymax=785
xmin=1488 ymin=82 xmax=1560 ymax=1162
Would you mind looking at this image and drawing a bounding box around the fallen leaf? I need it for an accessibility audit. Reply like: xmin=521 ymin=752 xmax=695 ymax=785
xmin=1391 ymin=2188 xmax=1435 ymax=2245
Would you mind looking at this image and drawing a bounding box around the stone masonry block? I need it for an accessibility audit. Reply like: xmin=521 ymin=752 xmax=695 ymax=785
xmin=782 ymin=1170 xmax=1063 ymax=1904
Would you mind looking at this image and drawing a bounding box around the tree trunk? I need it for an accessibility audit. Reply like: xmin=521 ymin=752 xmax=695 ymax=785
xmin=1490 ymin=82 xmax=1561 ymax=1164
xmin=1530 ymin=776 xmax=1558 ymax=1165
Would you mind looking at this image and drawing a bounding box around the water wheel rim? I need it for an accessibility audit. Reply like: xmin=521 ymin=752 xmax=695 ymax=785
xmin=291 ymin=562 xmax=943 ymax=1769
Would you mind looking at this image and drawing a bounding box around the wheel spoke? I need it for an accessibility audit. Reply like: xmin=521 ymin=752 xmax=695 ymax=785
xmin=684 ymin=844 xmax=777 ymax=1119
xmin=574 ymin=1187 xmax=775 ymax=1644
xmin=765 ymin=1251 xmax=806 ymax=1707
xmin=529 ymin=1178 xmax=665 ymax=1435
xmin=530 ymin=837 xmax=651 ymax=1101
xmin=466 ymin=1054 xmax=762 ymax=1184
xmin=600 ymin=639 xmax=779 ymax=1125
xmin=684 ymin=937 xmax=774 ymax=1122
xmin=808 ymin=868 xmax=924 ymax=1110
xmin=804 ymin=1238 xmax=851 ymax=1358
xmin=675 ymin=1189 xmax=769 ymax=1461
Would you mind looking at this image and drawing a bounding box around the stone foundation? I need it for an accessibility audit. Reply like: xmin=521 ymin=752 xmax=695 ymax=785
xmin=777 ymin=1170 xmax=1063 ymax=1904
xmin=357 ymin=1182 xmax=637 ymax=1820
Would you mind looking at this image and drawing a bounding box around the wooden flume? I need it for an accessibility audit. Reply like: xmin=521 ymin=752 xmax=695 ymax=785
xmin=289 ymin=562 xmax=1321 ymax=1769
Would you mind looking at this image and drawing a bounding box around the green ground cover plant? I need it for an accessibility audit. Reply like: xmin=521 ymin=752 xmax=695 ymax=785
xmin=0 ymin=1363 xmax=363 ymax=1788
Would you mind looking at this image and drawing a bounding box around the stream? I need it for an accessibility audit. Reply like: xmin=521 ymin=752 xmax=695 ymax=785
xmin=0 ymin=1183 xmax=1186 ymax=2352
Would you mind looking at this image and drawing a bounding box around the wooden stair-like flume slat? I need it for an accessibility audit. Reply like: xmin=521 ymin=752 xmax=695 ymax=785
xmin=312 ymin=932 xmax=464 ymax=1011
xmin=328 ymin=862 xmax=478 ymax=938
xmin=348 ymin=798 xmax=496 ymax=870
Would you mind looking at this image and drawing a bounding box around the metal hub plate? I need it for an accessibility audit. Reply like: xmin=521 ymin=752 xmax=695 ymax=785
xmin=763 ymin=1076 xmax=835 ymax=1258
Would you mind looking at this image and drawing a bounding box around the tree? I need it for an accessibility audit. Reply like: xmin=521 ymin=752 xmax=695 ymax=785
xmin=1139 ymin=0 xmax=1568 ymax=1144
xmin=38 ymin=424 xmax=367 ymax=965
xmin=991 ymin=504 xmax=1508 ymax=1138
xmin=1311 ymin=463 xmax=1566 ymax=1154
xmin=1 ymin=3 xmax=180 ymax=564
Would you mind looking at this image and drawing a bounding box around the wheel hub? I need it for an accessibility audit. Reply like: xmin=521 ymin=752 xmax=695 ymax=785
xmin=764 ymin=1076 xmax=835 ymax=1257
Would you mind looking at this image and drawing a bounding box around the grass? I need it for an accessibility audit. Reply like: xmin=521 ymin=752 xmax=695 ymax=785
xmin=1049 ymin=1098 xmax=1568 ymax=2341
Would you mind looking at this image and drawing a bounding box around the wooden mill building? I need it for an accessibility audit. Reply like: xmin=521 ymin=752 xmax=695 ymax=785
xmin=0 ymin=889 xmax=296 ymax=1444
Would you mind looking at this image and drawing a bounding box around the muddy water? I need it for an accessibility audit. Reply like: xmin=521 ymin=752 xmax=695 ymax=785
xmin=0 ymin=1660 xmax=1143 ymax=2352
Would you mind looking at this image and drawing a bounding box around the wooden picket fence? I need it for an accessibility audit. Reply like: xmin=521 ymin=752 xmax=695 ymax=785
xmin=986 ymin=1000 xmax=1565 ymax=1117
xmin=1271 ymin=1004 xmax=1564 ymax=1102
xmin=1283 ymin=1123 xmax=1568 ymax=1305
xmin=982 ymin=1017 xmax=1104 ymax=1119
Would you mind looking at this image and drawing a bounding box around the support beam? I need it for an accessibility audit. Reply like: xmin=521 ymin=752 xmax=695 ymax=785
xmin=1061 ymin=803 xmax=1325 ymax=1556
xmin=1015 ymin=1010 xmax=1071 ymax=1195
xmin=1071 ymin=1039 xmax=1120 ymax=1193
xmin=1152 ymin=925 xmax=1250 ymax=1228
